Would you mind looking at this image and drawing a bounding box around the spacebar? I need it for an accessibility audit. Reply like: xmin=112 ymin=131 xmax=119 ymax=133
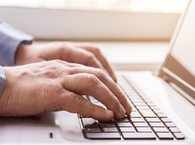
xmin=123 ymin=133 xmax=156 ymax=140
xmin=86 ymin=133 xmax=121 ymax=139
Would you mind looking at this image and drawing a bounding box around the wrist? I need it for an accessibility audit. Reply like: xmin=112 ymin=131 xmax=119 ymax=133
xmin=0 ymin=67 xmax=11 ymax=116
xmin=15 ymin=44 xmax=31 ymax=65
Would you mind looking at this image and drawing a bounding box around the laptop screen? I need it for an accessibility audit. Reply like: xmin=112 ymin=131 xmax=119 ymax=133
xmin=160 ymin=0 xmax=195 ymax=101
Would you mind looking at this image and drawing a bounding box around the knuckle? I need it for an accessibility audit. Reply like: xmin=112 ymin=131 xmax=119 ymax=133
xmin=49 ymin=60 xmax=68 ymax=68
xmin=85 ymin=74 xmax=99 ymax=86
xmin=94 ymin=68 xmax=107 ymax=81
xmin=72 ymin=95 xmax=87 ymax=110
xmin=93 ymin=47 xmax=101 ymax=54
xmin=87 ymin=52 xmax=95 ymax=61
xmin=51 ymin=59 xmax=63 ymax=64
xmin=43 ymin=61 xmax=68 ymax=78
xmin=112 ymin=99 xmax=121 ymax=109
xmin=53 ymin=41 xmax=65 ymax=48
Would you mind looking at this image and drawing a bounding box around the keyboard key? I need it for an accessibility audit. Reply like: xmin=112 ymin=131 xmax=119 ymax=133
xmin=138 ymin=92 xmax=147 ymax=96
xmin=128 ymin=95 xmax=139 ymax=98
xmin=79 ymin=114 xmax=84 ymax=118
xmin=141 ymin=96 xmax=149 ymax=99
xmin=132 ymin=100 xmax=145 ymax=103
xmin=161 ymin=118 xmax=172 ymax=123
xmin=84 ymin=128 xmax=101 ymax=133
xmin=157 ymin=114 xmax=167 ymax=118
xmin=130 ymin=112 xmax=142 ymax=118
xmin=165 ymin=123 xmax=176 ymax=128
xmin=147 ymin=103 xmax=156 ymax=107
xmin=134 ymin=103 xmax=147 ymax=106
xmin=130 ymin=98 xmax=143 ymax=101
xmin=127 ymin=92 xmax=139 ymax=96
xmin=123 ymin=133 xmax=156 ymax=140
xmin=137 ymin=127 xmax=153 ymax=133
xmin=116 ymin=118 xmax=129 ymax=122
xmin=117 ymin=122 xmax=132 ymax=127
xmin=120 ymin=127 xmax=135 ymax=133
xmin=125 ymin=90 xmax=136 ymax=93
xmin=149 ymin=123 xmax=165 ymax=127
xmin=136 ymin=106 xmax=151 ymax=110
xmin=132 ymin=108 xmax=137 ymax=112
xmin=82 ymin=95 xmax=88 ymax=99
xmin=153 ymin=110 xmax=163 ymax=114
xmin=86 ymin=133 xmax=121 ymax=139
xmin=144 ymin=99 xmax=153 ymax=103
xmin=139 ymin=110 xmax=156 ymax=118
xmin=100 ymin=122 xmax=115 ymax=128
xmin=153 ymin=127 xmax=170 ymax=133
xmin=169 ymin=127 xmax=181 ymax=133
xmin=150 ymin=106 xmax=160 ymax=110
xmin=103 ymin=127 xmax=118 ymax=132
xmin=145 ymin=118 xmax=161 ymax=123
xmin=174 ymin=133 xmax=185 ymax=140
xmin=134 ymin=123 xmax=148 ymax=127
xmin=131 ymin=118 xmax=145 ymax=123
xmin=156 ymin=133 xmax=174 ymax=140
xmin=82 ymin=118 xmax=99 ymax=128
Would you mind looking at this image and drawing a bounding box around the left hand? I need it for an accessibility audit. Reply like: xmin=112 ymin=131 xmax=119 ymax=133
xmin=15 ymin=42 xmax=116 ymax=82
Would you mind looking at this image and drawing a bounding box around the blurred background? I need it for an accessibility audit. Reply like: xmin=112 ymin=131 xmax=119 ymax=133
xmin=0 ymin=0 xmax=189 ymax=71
xmin=0 ymin=0 xmax=188 ymax=41
xmin=0 ymin=0 xmax=186 ymax=13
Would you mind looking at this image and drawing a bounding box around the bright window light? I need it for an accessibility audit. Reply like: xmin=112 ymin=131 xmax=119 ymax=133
xmin=0 ymin=0 xmax=187 ymax=13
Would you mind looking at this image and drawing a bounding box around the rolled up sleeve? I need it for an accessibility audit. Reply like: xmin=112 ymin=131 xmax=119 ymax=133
xmin=0 ymin=20 xmax=33 ymax=66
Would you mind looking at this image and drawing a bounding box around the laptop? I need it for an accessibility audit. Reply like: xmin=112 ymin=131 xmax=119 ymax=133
xmin=0 ymin=0 xmax=195 ymax=144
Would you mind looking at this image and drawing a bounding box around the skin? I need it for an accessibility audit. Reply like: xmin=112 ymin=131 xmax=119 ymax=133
xmin=0 ymin=42 xmax=132 ymax=121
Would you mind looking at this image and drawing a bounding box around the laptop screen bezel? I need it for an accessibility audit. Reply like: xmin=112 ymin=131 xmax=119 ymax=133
xmin=158 ymin=0 xmax=195 ymax=101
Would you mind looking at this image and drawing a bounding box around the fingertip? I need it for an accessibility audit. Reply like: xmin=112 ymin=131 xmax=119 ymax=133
xmin=105 ymin=109 xmax=114 ymax=119
xmin=125 ymin=105 xmax=132 ymax=115
xmin=124 ymin=101 xmax=132 ymax=115
xmin=111 ymin=73 xmax=117 ymax=82
xmin=91 ymin=106 xmax=114 ymax=121
xmin=113 ymin=76 xmax=117 ymax=83
xmin=95 ymin=109 xmax=114 ymax=121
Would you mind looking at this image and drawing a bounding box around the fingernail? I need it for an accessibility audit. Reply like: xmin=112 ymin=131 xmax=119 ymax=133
xmin=119 ymin=105 xmax=126 ymax=118
xmin=105 ymin=109 xmax=114 ymax=118
xmin=125 ymin=102 xmax=132 ymax=115
xmin=112 ymin=75 xmax=117 ymax=82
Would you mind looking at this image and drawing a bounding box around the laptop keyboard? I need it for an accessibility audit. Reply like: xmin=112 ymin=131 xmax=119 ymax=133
xmin=78 ymin=75 xmax=185 ymax=140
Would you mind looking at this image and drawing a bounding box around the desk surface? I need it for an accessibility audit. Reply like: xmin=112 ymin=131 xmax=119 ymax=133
xmin=35 ymin=41 xmax=170 ymax=71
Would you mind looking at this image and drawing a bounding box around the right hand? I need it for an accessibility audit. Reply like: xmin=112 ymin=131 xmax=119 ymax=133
xmin=0 ymin=60 xmax=132 ymax=121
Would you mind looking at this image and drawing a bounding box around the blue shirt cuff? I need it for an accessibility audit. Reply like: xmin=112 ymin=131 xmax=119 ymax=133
xmin=0 ymin=66 xmax=6 ymax=99
xmin=0 ymin=21 xmax=34 ymax=66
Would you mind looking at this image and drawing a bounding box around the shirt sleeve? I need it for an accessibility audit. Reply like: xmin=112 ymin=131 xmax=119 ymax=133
xmin=0 ymin=20 xmax=34 ymax=66
xmin=0 ymin=66 xmax=6 ymax=99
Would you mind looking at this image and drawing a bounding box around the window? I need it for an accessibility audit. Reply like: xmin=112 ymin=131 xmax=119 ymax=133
xmin=0 ymin=0 xmax=188 ymax=41
xmin=0 ymin=0 xmax=186 ymax=13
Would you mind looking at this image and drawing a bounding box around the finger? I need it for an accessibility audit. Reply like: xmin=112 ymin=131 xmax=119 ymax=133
xmin=56 ymin=90 xmax=114 ymax=121
xmin=69 ymin=67 xmax=132 ymax=115
xmin=71 ymin=43 xmax=117 ymax=82
xmin=66 ymin=46 xmax=111 ymax=77
xmin=62 ymin=73 xmax=126 ymax=119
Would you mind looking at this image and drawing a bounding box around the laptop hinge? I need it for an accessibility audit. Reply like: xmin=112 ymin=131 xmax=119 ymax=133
xmin=168 ymin=82 xmax=195 ymax=106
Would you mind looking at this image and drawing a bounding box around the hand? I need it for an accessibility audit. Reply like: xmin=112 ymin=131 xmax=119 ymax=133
xmin=15 ymin=42 xmax=117 ymax=82
xmin=0 ymin=60 xmax=132 ymax=121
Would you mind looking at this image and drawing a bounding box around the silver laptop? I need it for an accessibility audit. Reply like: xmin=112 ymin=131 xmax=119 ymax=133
xmin=0 ymin=0 xmax=195 ymax=144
